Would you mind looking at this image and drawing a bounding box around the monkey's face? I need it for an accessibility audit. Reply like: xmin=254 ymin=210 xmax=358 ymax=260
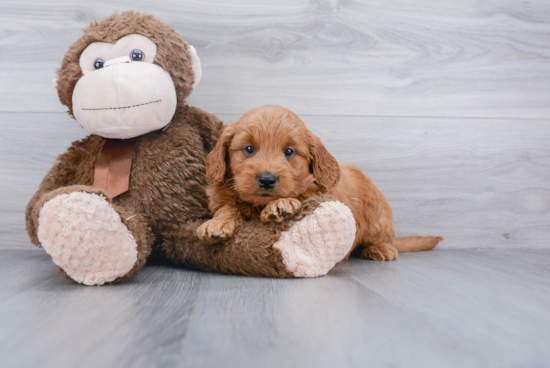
xmin=71 ymin=34 xmax=201 ymax=139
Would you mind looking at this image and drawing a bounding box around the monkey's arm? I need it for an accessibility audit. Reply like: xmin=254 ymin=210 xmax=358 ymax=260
xmin=25 ymin=139 xmax=103 ymax=245
xmin=186 ymin=106 xmax=225 ymax=153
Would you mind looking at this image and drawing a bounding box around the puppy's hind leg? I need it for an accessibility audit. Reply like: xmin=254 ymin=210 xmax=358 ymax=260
xmin=360 ymin=242 xmax=399 ymax=261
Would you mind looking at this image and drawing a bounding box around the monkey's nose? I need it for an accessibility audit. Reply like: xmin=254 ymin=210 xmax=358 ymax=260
xmin=257 ymin=173 xmax=278 ymax=190
xmin=104 ymin=56 xmax=132 ymax=67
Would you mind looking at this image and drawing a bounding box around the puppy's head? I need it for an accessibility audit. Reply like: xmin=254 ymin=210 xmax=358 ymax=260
xmin=206 ymin=105 xmax=340 ymax=206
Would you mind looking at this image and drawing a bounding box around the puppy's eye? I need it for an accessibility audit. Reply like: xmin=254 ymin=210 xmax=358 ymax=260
xmin=94 ymin=59 xmax=105 ymax=69
xmin=284 ymin=148 xmax=295 ymax=158
xmin=131 ymin=49 xmax=144 ymax=61
xmin=244 ymin=145 xmax=255 ymax=155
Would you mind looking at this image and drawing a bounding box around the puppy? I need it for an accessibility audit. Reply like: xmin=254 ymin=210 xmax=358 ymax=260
xmin=197 ymin=105 xmax=442 ymax=261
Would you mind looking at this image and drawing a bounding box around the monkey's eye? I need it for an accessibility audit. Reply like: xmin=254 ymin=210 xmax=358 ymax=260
xmin=244 ymin=145 xmax=255 ymax=155
xmin=94 ymin=59 xmax=105 ymax=70
xmin=130 ymin=49 xmax=144 ymax=61
xmin=284 ymin=148 xmax=295 ymax=158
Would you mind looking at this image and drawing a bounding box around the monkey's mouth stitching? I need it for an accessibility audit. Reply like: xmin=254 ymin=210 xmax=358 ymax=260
xmin=81 ymin=100 xmax=161 ymax=111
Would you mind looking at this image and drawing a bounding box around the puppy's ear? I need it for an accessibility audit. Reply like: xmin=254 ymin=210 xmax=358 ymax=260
xmin=206 ymin=126 xmax=235 ymax=186
xmin=308 ymin=131 xmax=340 ymax=192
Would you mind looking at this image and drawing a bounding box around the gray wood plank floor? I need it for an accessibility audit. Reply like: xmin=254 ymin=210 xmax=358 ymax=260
xmin=1 ymin=248 xmax=549 ymax=368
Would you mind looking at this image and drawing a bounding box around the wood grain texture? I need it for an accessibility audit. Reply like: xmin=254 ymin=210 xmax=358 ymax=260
xmin=0 ymin=0 xmax=549 ymax=117
xmin=4 ymin=112 xmax=549 ymax=250
xmin=1 ymin=248 xmax=549 ymax=367
xmin=304 ymin=115 xmax=550 ymax=249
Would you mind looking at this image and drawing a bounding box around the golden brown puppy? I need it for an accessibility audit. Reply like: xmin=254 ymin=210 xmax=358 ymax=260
xmin=197 ymin=105 xmax=442 ymax=261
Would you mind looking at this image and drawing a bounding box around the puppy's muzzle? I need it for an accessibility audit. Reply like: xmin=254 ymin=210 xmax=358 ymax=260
xmin=257 ymin=172 xmax=278 ymax=190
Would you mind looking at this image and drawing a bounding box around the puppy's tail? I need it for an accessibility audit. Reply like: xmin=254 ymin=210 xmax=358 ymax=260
xmin=392 ymin=236 xmax=443 ymax=253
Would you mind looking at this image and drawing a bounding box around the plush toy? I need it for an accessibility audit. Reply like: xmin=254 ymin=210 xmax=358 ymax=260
xmin=25 ymin=11 xmax=356 ymax=285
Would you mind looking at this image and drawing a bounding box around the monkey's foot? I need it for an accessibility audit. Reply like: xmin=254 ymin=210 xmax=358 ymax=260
xmin=273 ymin=201 xmax=356 ymax=277
xmin=38 ymin=192 xmax=138 ymax=286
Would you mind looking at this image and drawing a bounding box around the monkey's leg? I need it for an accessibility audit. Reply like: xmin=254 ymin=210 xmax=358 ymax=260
xmin=162 ymin=194 xmax=356 ymax=278
xmin=34 ymin=186 xmax=153 ymax=285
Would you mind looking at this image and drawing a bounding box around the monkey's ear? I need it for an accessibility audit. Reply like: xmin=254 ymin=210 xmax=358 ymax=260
xmin=308 ymin=131 xmax=340 ymax=192
xmin=206 ymin=126 xmax=235 ymax=186
xmin=188 ymin=45 xmax=202 ymax=90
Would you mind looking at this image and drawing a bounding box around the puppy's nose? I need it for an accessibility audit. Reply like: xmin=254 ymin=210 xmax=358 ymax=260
xmin=257 ymin=173 xmax=278 ymax=189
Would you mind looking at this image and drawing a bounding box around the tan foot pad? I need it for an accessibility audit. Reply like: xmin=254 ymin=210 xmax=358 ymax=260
xmin=38 ymin=192 xmax=138 ymax=285
xmin=273 ymin=201 xmax=356 ymax=277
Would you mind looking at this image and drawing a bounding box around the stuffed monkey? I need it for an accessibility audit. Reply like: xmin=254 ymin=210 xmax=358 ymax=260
xmin=25 ymin=11 xmax=356 ymax=285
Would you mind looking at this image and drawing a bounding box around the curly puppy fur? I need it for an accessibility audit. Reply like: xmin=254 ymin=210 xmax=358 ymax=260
xmin=201 ymin=105 xmax=442 ymax=260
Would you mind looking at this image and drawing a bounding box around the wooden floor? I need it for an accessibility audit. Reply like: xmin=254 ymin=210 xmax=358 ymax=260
xmin=1 ymin=248 xmax=549 ymax=368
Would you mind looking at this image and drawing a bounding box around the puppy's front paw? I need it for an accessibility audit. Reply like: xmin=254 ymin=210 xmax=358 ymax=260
xmin=197 ymin=218 xmax=239 ymax=241
xmin=261 ymin=198 xmax=302 ymax=223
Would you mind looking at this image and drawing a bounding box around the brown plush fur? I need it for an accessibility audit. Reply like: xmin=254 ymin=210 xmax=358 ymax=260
xmin=164 ymin=194 xmax=336 ymax=278
xmin=200 ymin=105 xmax=442 ymax=260
xmin=57 ymin=11 xmax=196 ymax=118
xmin=27 ymin=12 xmax=319 ymax=283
